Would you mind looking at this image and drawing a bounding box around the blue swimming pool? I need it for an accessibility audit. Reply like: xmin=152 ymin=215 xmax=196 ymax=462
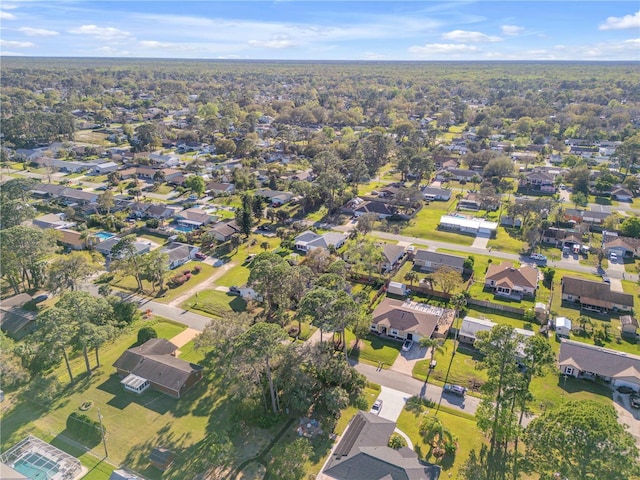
xmin=173 ymin=224 xmax=195 ymax=233
xmin=95 ymin=231 xmax=115 ymax=240
xmin=13 ymin=452 xmax=60 ymax=479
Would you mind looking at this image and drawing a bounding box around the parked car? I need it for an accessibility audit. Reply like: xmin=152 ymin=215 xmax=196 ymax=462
xmin=33 ymin=294 xmax=49 ymax=303
xmin=229 ymin=286 xmax=241 ymax=296
xmin=402 ymin=339 xmax=413 ymax=352
xmin=370 ymin=399 xmax=383 ymax=415
xmin=617 ymin=385 xmax=635 ymax=394
xmin=610 ymin=252 xmax=618 ymax=262
xmin=443 ymin=384 xmax=466 ymax=397
xmin=631 ymin=394 xmax=640 ymax=409
xmin=530 ymin=253 xmax=547 ymax=261
xmin=602 ymin=276 xmax=610 ymax=284
xmin=195 ymin=252 xmax=207 ymax=260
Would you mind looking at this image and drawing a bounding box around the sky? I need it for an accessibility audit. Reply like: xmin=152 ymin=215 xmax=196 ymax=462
xmin=0 ymin=1 xmax=639 ymax=61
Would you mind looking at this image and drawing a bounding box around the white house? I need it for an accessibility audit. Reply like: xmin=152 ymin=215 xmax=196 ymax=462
xmin=294 ymin=231 xmax=347 ymax=252
xmin=92 ymin=162 xmax=119 ymax=175
xmin=439 ymin=215 xmax=498 ymax=236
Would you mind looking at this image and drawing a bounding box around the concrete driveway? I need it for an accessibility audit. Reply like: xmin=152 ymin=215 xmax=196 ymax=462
xmin=375 ymin=386 xmax=412 ymax=422
xmin=612 ymin=392 xmax=640 ymax=448
xmin=390 ymin=342 xmax=428 ymax=376
xmin=472 ymin=235 xmax=490 ymax=249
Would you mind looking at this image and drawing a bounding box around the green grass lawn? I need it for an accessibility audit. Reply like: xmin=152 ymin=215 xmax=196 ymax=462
xmin=401 ymin=202 xmax=474 ymax=246
xmin=345 ymin=330 xmax=401 ymax=368
xmin=396 ymin=400 xmax=485 ymax=478
xmin=154 ymin=184 xmax=175 ymax=195
xmin=214 ymin=235 xmax=282 ymax=287
xmin=111 ymin=262 xmax=217 ymax=303
xmin=487 ymin=227 xmax=527 ymax=255
xmin=180 ymin=289 xmax=247 ymax=317
xmin=137 ymin=233 xmax=170 ymax=245
xmin=0 ymin=318 xmax=283 ymax=480
xmin=413 ymin=341 xmax=488 ymax=390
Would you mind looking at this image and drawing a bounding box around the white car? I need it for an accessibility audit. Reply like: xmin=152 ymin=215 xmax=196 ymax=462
xmin=610 ymin=252 xmax=618 ymax=262
xmin=530 ymin=253 xmax=547 ymax=261
xmin=370 ymin=399 xmax=383 ymax=415
xmin=402 ymin=339 xmax=414 ymax=352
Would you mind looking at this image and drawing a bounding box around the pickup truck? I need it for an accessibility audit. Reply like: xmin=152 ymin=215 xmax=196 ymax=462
xmin=443 ymin=384 xmax=466 ymax=397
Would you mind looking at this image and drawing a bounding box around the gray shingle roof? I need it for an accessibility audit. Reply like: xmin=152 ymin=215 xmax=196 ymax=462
xmin=559 ymin=339 xmax=640 ymax=382
xmin=413 ymin=250 xmax=465 ymax=269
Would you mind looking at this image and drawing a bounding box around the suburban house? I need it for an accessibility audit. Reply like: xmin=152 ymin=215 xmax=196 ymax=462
xmin=353 ymin=200 xmax=395 ymax=219
xmin=603 ymin=235 xmax=640 ymax=258
xmin=60 ymin=189 xmax=98 ymax=206
xmin=439 ymin=215 xmax=498 ymax=237
xmin=620 ymin=315 xmax=638 ymax=337
xmin=542 ymin=227 xmax=569 ymax=246
xmin=96 ymin=237 xmax=152 ymax=257
xmin=611 ymin=184 xmax=634 ymax=202
xmin=209 ymin=220 xmax=241 ymax=242
xmin=32 ymin=213 xmax=75 ymax=230
xmin=31 ymin=183 xmax=67 ymax=199
xmin=255 ymin=188 xmax=294 ymax=206
xmin=413 ymin=250 xmax=465 ymax=273
xmin=561 ymin=276 xmax=634 ymax=313
xmin=421 ymin=186 xmax=452 ymax=201
xmin=294 ymin=230 xmax=348 ymax=253
xmin=113 ymin=338 xmax=204 ymax=399
xmin=433 ymin=155 xmax=460 ymax=169
xmin=148 ymin=153 xmax=180 ymax=167
xmin=0 ymin=293 xmax=37 ymax=339
xmin=57 ymin=229 xmax=86 ymax=251
xmin=435 ymin=168 xmax=477 ymax=182
xmin=379 ymin=243 xmax=406 ymax=273
xmin=370 ymin=298 xmax=454 ymax=343
xmin=206 ymin=182 xmax=235 ymax=196
xmin=129 ymin=202 xmax=151 ymax=218
xmin=321 ymin=411 xmax=441 ymax=480
xmin=174 ymin=208 xmax=218 ymax=229
xmin=458 ymin=192 xmax=499 ymax=211
xmin=457 ymin=316 xmax=535 ymax=361
xmin=92 ymin=161 xmax=119 ymax=175
xmin=564 ymin=209 xmax=610 ymax=226
xmin=484 ymin=262 xmax=538 ymax=298
xmin=145 ymin=204 xmax=177 ymax=221
xmin=519 ymin=171 xmax=556 ymax=193
xmin=558 ymin=339 xmax=640 ymax=392
xmin=161 ymin=242 xmax=200 ymax=270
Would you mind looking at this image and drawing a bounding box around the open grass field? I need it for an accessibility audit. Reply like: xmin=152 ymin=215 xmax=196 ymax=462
xmin=214 ymin=235 xmax=282 ymax=287
xmin=74 ymin=130 xmax=113 ymax=146
xmin=487 ymin=227 xmax=527 ymax=255
xmin=0 ymin=317 xmax=287 ymax=480
xmin=181 ymin=289 xmax=247 ymax=317
xmin=400 ymin=202 xmax=475 ymax=246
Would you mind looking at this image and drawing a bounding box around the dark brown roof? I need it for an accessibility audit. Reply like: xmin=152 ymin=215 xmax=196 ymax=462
xmin=113 ymin=339 xmax=202 ymax=394
xmin=372 ymin=298 xmax=442 ymax=338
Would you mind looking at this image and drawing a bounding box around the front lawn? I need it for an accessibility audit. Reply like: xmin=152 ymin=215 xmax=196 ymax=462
xmin=181 ymin=289 xmax=247 ymax=317
xmin=396 ymin=401 xmax=485 ymax=478
xmin=400 ymin=201 xmax=475 ymax=246
xmin=487 ymin=227 xmax=527 ymax=255
xmin=345 ymin=330 xmax=401 ymax=368
xmin=413 ymin=341 xmax=488 ymax=391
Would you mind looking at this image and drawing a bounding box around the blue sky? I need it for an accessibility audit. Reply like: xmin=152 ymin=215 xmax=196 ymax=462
xmin=0 ymin=1 xmax=639 ymax=60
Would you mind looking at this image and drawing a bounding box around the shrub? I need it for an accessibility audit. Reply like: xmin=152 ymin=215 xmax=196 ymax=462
xmin=182 ymin=269 xmax=191 ymax=275
xmin=185 ymin=273 xmax=192 ymax=280
xmin=113 ymin=300 xmax=140 ymax=325
xmin=192 ymin=265 xmax=202 ymax=274
xmin=169 ymin=275 xmax=187 ymax=287
xmin=146 ymin=218 xmax=160 ymax=228
xmin=388 ymin=433 xmax=407 ymax=449
xmin=137 ymin=326 xmax=158 ymax=345
xmin=67 ymin=411 xmax=103 ymax=445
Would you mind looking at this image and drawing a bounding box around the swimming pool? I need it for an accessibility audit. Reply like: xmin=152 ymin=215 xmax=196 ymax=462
xmin=95 ymin=231 xmax=115 ymax=241
xmin=173 ymin=224 xmax=195 ymax=233
xmin=13 ymin=452 xmax=59 ymax=479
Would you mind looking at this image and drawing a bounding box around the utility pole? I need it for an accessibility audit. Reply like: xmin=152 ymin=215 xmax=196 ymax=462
xmin=97 ymin=409 xmax=108 ymax=458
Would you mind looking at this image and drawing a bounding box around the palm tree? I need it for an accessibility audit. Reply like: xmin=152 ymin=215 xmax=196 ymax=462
xmin=419 ymin=416 xmax=457 ymax=461
xmin=404 ymin=270 xmax=419 ymax=287
xmin=419 ymin=337 xmax=444 ymax=360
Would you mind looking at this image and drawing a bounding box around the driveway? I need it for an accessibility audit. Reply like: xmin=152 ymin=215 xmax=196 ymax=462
xmin=390 ymin=343 xmax=428 ymax=376
xmin=471 ymin=235 xmax=490 ymax=249
xmin=375 ymin=386 xmax=412 ymax=422
xmin=612 ymin=392 xmax=640 ymax=448
xmin=609 ymin=278 xmax=624 ymax=293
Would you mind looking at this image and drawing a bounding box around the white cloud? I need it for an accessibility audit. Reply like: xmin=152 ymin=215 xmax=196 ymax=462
xmin=599 ymin=11 xmax=640 ymax=30
xmin=69 ymin=25 xmax=133 ymax=41
xmin=501 ymin=25 xmax=524 ymax=36
xmin=363 ymin=52 xmax=386 ymax=60
xmin=442 ymin=30 xmax=501 ymax=43
xmin=96 ymin=46 xmax=131 ymax=56
xmin=139 ymin=40 xmax=194 ymax=51
xmin=0 ymin=11 xmax=16 ymax=20
xmin=0 ymin=39 xmax=35 ymax=48
xmin=18 ymin=27 xmax=59 ymax=37
xmin=409 ymin=43 xmax=478 ymax=55
xmin=248 ymin=35 xmax=297 ymax=49
xmin=1 ymin=4 xmax=18 ymax=9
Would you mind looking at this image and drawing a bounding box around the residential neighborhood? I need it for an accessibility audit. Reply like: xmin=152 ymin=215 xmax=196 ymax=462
xmin=1 ymin=55 xmax=639 ymax=480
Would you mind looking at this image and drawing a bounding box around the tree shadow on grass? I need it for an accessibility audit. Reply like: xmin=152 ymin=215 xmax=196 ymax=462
xmin=557 ymin=374 xmax=612 ymax=399
xmin=97 ymin=375 xmax=170 ymax=414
